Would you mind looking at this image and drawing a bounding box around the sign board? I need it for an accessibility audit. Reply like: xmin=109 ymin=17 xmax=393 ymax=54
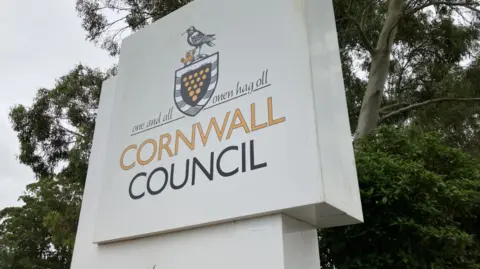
xmin=92 ymin=0 xmax=363 ymax=244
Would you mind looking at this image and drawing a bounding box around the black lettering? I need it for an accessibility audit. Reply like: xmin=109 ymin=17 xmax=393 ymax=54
xmin=132 ymin=123 xmax=146 ymax=132
xmin=147 ymin=167 xmax=169 ymax=195
xmin=192 ymin=152 xmax=214 ymax=185
xmin=241 ymin=142 xmax=246 ymax=172
xmin=170 ymin=161 xmax=189 ymax=190
xmin=256 ymin=78 xmax=262 ymax=87
xmin=129 ymin=140 xmax=267 ymax=200
xmin=248 ymin=82 xmax=254 ymax=94
xmin=129 ymin=172 xmax=146 ymax=200
xmin=235 ymin=81 xmax=241 ymax=95
xmin=217 ymin=146 xmax=239 ymax=177
xmin=250 ymin=140 xmax=267 ymax=170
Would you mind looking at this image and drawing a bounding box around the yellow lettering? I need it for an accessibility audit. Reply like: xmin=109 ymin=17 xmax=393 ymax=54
xmin=137 ymin=139 xmax=157 ymax=166
xmin=158 ymin=134 xmax=173 ymax=160
xmin=250 ymin=103 xmax=267 ymax=131
xmin=120 ymin=144 xmax=137 ymax=170
xmin=197 ymin=111 xmax=231 ymax=146
xmin=268 ymin=97 xmax=286 ymax=125
xmin=226 ymin=108 xmax=250 ymax=139
xmin=119 ymin=98 xmax=283 ymax=168
xmin=175 ymin=125 xmax=196 ymax=155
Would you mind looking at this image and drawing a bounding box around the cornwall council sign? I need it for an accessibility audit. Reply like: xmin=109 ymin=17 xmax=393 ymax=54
xmin=69 ymin=0 xmax=363 ymax=268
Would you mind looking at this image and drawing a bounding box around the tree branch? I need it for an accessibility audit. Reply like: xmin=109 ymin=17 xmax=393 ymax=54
xmin=379 ymin=102 xmax=408 ymax=113
xmin=379 ymin=97 xmax=480 ymax=123
xmin=360 ymin=1 xmax=375 ymax=27
xmin=346 ymin=13 xmax=375 ymax=53
xmin=109 ymin=25 xmax=129 ymax=41
xmin=104 ymin=16 xmax=127 ymax=30
xmin=59 ymin=126 xmax=85 ymax=138
xmin=393 ymin=40 xmax=429 ymax=94
xmin=340 ymin=0 xmax=375 ymax=53
xmin=406 ymin=1 xmax=480 ymax=17
xmin=385 ymin=1 xmax=480 ymax=47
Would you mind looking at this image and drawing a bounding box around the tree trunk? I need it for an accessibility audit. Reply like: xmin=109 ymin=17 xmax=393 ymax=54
xmin=354 ymin=0 xmax=404 ymax=140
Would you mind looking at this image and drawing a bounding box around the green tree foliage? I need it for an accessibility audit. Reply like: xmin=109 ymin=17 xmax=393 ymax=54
xmin=320 ymin=126 xmax=480 ymax=268
xmin=8 ymin=65 xmax=110 ymax=180
xmin=76 ymin=0 xmax=191 ymax=56
xmin=0 ymin=179 xmax=76 ymax=269
xmin=0 ymin=65 xmax=113 ymax=269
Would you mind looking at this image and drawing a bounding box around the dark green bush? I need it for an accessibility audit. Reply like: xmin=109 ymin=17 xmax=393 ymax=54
xmin=320 ymin=126 xmax=480 ymax=269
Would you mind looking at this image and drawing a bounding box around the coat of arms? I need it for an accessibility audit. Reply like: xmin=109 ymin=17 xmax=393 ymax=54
xmin=174 ymin=26 xmax=219 ymax=117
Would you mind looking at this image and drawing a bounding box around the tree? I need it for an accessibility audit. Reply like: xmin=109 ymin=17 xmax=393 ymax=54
xmin=320 ymin=126 xmax=480 ymax=268
xmin=9 ymin=64 xmax=113 ymax=180
xmin=341 ymin=0 xmax=480 ymax=139
xmin=75 ymin=0 xmax=191 ymax=56
xmin=0 ymin=179 xmax=75 ymax=269
xmin=0 ymin=65 xmax=113 ymax=269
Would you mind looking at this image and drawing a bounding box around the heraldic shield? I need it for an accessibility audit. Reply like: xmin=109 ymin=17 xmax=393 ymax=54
xmin=174 ymin=52 xmax=219 ymax=117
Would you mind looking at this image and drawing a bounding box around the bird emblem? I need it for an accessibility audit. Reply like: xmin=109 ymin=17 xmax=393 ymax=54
xmin=182 ymin=26 xmax=216 ymax=61
xmin=174 ymin=26 xmax=219 ymax=117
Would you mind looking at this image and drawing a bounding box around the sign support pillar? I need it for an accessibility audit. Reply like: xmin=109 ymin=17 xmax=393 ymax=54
xmin=143 ymin=214 xmax=320 ymax=269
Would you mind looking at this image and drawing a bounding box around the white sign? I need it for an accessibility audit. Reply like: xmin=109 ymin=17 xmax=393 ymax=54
xmin=92 ymin=0 xmax=363 ymax=244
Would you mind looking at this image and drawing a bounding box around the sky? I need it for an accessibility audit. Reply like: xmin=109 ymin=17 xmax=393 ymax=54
xmin=0 ymin=1 xmax=117 ymax=210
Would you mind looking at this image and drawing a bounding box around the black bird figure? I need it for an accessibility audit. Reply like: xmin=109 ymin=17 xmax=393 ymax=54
xmin=182 ymin=26 xmax=216 ymax=60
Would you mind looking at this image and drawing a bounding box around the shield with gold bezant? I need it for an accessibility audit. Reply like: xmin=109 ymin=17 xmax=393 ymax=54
xmin=174 ymin=52 xmax=219 ymax=117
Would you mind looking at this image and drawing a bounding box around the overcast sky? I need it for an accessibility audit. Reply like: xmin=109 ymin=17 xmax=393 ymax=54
xmin=0 ymin=1 xmax=116 ymax=210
